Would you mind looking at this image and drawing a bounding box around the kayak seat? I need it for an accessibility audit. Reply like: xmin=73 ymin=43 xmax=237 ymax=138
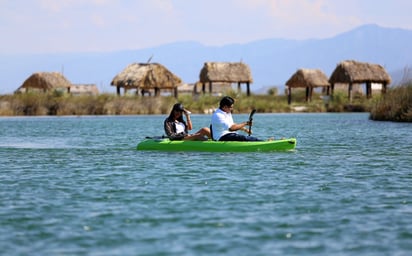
xmin=210 ymin=124 xmax=216 ymax=141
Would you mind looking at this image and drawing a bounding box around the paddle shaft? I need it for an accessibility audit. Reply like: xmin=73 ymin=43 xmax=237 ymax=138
xmin=248 ymin=109 xmax=256 ymax=136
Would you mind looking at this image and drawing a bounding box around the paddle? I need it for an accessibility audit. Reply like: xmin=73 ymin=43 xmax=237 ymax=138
xmin=248 ymin=109 xmax=256 ymax=136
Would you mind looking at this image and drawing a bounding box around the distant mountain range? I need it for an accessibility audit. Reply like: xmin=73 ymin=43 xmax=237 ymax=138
xmin=1 ymin=24 xmax=412 ymax=94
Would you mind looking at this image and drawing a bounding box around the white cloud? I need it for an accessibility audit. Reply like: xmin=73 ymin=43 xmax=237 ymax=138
xmin=90 ymin=13 xmax=105 ymax=27
xmin=1 ymin=0 xmax=412 ymax=53
xmin=38 ymin=0 xmax=80 ymax=12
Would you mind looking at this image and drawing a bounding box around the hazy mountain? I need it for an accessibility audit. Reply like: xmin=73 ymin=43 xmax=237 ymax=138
xmin=1 ymin=24 xmax=412 ymax=94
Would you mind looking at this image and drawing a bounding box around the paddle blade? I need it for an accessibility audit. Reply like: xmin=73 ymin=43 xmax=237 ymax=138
xmin=249 ymin=109 xmax=256 ymax=122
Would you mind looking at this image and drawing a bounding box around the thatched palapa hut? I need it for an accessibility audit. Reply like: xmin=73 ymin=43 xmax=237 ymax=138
xmin=199 ymin=62 xmax=253 ymax=96
xmin=70 ymin=84 xmax=99 ymax=96
xmin=329 ymin=60 xmax=391 ymax=101
xmin=285 ymin=69 xmax=330 ymax=104
xmin=193 ymin=81 xmax=232 ymax=96
xmin=16 ymin=72 xmax=71 ymax=94
xmin=178 ymin=82 xmax=233 ymax=96
xmin=111 ymin=63 xmax=182 ymax=97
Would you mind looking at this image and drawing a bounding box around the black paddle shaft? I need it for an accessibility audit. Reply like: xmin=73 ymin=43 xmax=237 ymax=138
xmin=248 ymin=109 xmax=256 ymax=136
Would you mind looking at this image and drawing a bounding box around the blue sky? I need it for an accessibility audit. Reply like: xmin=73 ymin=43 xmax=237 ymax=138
xmin=1 ymin=0 xmax=412 ymax=54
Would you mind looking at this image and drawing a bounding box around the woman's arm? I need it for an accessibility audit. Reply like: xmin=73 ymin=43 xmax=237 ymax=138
xmin=185 ymin=112 xmax=192 ymax=130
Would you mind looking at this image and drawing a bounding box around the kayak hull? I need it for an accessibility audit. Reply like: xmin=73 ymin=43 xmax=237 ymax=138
xmin=137 ymin=138 xmax=297 ymax=152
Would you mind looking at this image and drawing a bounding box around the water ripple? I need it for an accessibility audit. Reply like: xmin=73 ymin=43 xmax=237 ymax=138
xmin=0 ymin=114 xmax=411 ymax=255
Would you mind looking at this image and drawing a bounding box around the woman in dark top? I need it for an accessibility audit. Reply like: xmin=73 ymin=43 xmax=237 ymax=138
xmin=164 ymin=103 xmax=210 ymax=141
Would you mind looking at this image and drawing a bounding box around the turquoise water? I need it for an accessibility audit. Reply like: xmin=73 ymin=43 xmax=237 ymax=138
xmin=0 ymin=113 xmax=411 ymax=255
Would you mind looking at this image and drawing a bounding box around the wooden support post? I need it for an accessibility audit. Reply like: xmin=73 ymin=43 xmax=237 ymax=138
xmin=116 ymin=86 xmax=121 ymax=96
xmin=174 ymin=87 xmax=178 ymax=98
xmin=348 ymin=83 xmax=353 ymax=102
xmin=202 ymin=83 xmax=206 ymax=94
xmin=382 ymin=83 xmax=387 ymax=94
xmin=309 ymin=87 xmax=313 ymax=101
xmin=305 ymin=87 xmax=309 ymax=102
xmin=366 ymin=82 xmax=371 ymax=99
xmin=287 ymin=87 xmax=292 ymax=105
xmin=246 ymin=82 xmax=250 ymax=96
xmin=238 ymin=82 xmax=241 ymax=93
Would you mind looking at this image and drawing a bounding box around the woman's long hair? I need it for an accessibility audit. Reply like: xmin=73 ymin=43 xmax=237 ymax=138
xmin=167 ymin=103 xmax=185 ymax=123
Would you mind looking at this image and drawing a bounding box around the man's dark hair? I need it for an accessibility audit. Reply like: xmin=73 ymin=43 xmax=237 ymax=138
xmin=219 ymin=96 xmax=234 ymax=109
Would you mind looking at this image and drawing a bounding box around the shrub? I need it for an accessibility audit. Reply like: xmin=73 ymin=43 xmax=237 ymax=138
xmin=370 ymin=83 xmax=412 ymax=122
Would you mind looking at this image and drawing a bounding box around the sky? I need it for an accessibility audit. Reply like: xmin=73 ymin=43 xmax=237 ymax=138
xmin=1 ymin=0 xmax=412 ymax=55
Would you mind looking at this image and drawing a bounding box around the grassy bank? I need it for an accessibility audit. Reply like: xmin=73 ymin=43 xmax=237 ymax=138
xmin=0 ymin=89 xmax=377 ymax=116
xmin=369 ymin=83 xmax=412 ymax=122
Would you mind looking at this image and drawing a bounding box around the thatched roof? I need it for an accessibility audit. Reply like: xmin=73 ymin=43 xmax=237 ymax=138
xmin=286 ymin=69 xmax=330 ymax=88
xmin=20 ymin=72 xmax=72 ymax=90
xmin=111 ymin=63 xmax=182 ymax=89
xmin=329 ymin=60 xmax=391 ymax=84
xmin=199 ymin=62 xmax=253 ymax=83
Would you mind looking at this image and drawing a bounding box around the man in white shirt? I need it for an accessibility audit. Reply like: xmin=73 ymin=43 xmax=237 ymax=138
xmin=211 ymin=96 xmax=261 ymax=141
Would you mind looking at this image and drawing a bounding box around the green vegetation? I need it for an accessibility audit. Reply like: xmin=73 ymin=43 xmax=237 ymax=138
xmin=0 ymin=91 xmax=325 ymax=116
xmin=369 ymin=83 xmax=412 ymax=122
xmin=0 ymin=93 xmax=174 ymax=116
xmin=1 ymin=87 xmax=406 ymax=117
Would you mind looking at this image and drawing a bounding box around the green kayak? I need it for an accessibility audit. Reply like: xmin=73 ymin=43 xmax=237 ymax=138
xmin=137 ymin=137 xmax=297 ymax=152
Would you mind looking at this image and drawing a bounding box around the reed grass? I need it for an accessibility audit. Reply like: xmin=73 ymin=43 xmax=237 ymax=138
xmin=0 ymin=89 xmax=382 ymax=116
xmin=369 ymin=83 xmax=412 ymax=122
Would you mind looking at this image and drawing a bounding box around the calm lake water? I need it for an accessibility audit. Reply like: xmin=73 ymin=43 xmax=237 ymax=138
xmin=0 ymin=113 xmax=411 ymax=255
